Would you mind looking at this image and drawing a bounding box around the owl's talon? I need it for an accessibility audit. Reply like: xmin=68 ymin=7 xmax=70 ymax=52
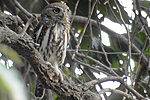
xmin=45 ymin=61 xmax=54 ymax=70
xmin=45 ymin=61 xmax=63 ymax=82
xmin=55 ymin=71 xmax=63 ymax=82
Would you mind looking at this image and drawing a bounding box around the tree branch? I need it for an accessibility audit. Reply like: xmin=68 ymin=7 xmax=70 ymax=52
xmin=99 ymin=88 xmax=135 ymax=100
xmin=2 ymin=0 xmax=28 ymax=22
xmin=84 ymin=77 xmax=145 ymax=100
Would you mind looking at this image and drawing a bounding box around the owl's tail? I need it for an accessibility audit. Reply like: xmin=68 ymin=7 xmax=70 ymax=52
xmin=34 ymin=79 xmax=45 ymax=99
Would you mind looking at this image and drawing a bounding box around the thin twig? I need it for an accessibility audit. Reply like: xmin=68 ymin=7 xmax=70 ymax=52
xmin=68 ymin=49 xmax=141 ymax=55
xmin=69 ymin=53 xmax=112 ymax=76
xmin=20 ymin=15 xmax=36 ymax=36
xmin=70 ymin=0 xmax=80 ymax=26
xmin=129 ymin=25 xmax=138 ymax=84
xmin=44 ymin=0 xmax=49 ymax=5
xmin=76 ymin=52 xmax=118 ymax=76
xmin=84 ymin=77 xmax=146 ymax=100
xmin=133 ymin=36 xmax=148 ymax=82
xmin=113 ymin=0 xmax=131 ymax=74
xmin=95 ymin=7 xmax=112 ymax=68
xmin=86 ymin=0 xmax=94 ymax=56
xmin=133 ymin=0 xmax=150 ymax=88
xmin=107 ymin=2 xmax=122 ymax=24
xmin=12 ymin=0 xmax=32 ymax=17
xmin=99 ymin=88 xmax=135 ymax=100
xmin=72 ymin=0 xmax=97 ymax=59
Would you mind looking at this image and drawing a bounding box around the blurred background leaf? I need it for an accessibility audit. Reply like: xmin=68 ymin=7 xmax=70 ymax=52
xmin=0 ymin=44 xmax=22 ymax=64
xmin=0 ymin=62 xmax=28 ymax=100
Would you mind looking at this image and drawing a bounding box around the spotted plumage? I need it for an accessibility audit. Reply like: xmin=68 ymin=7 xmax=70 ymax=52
xmin=34 ymin=2 xmax=71 ymax=98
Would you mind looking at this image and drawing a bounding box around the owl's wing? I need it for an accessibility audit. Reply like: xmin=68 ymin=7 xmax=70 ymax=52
xmin=34 ymin=21 xmax=44 ymax=43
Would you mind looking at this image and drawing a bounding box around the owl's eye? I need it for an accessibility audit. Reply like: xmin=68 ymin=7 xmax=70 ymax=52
xmin=53 ymin=8 xmax=60 ymax=13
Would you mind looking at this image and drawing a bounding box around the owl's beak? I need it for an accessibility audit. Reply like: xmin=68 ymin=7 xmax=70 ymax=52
xmin=62 ymin=12 xmax=66 ymax=20
xmin=60 ymin=12 xmax=69 ymax=24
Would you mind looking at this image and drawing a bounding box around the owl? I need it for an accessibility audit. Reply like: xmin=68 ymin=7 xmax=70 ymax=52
xmin=34 ymin=2 xmax=71 ymax=98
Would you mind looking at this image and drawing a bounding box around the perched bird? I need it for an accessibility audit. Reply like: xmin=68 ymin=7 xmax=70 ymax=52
xmin=34 ymin=2 xmax=71 ymax=98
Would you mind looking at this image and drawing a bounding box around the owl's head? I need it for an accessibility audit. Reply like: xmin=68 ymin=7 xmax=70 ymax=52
xmin=41 ymin=2 xmax=71 ymax=24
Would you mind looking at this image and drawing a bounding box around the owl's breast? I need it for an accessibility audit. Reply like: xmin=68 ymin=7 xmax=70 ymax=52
xmin=36 ymin=22 xmax=69 ymax=66
xmin=46 ymin=23 xmax=69 ymax=66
